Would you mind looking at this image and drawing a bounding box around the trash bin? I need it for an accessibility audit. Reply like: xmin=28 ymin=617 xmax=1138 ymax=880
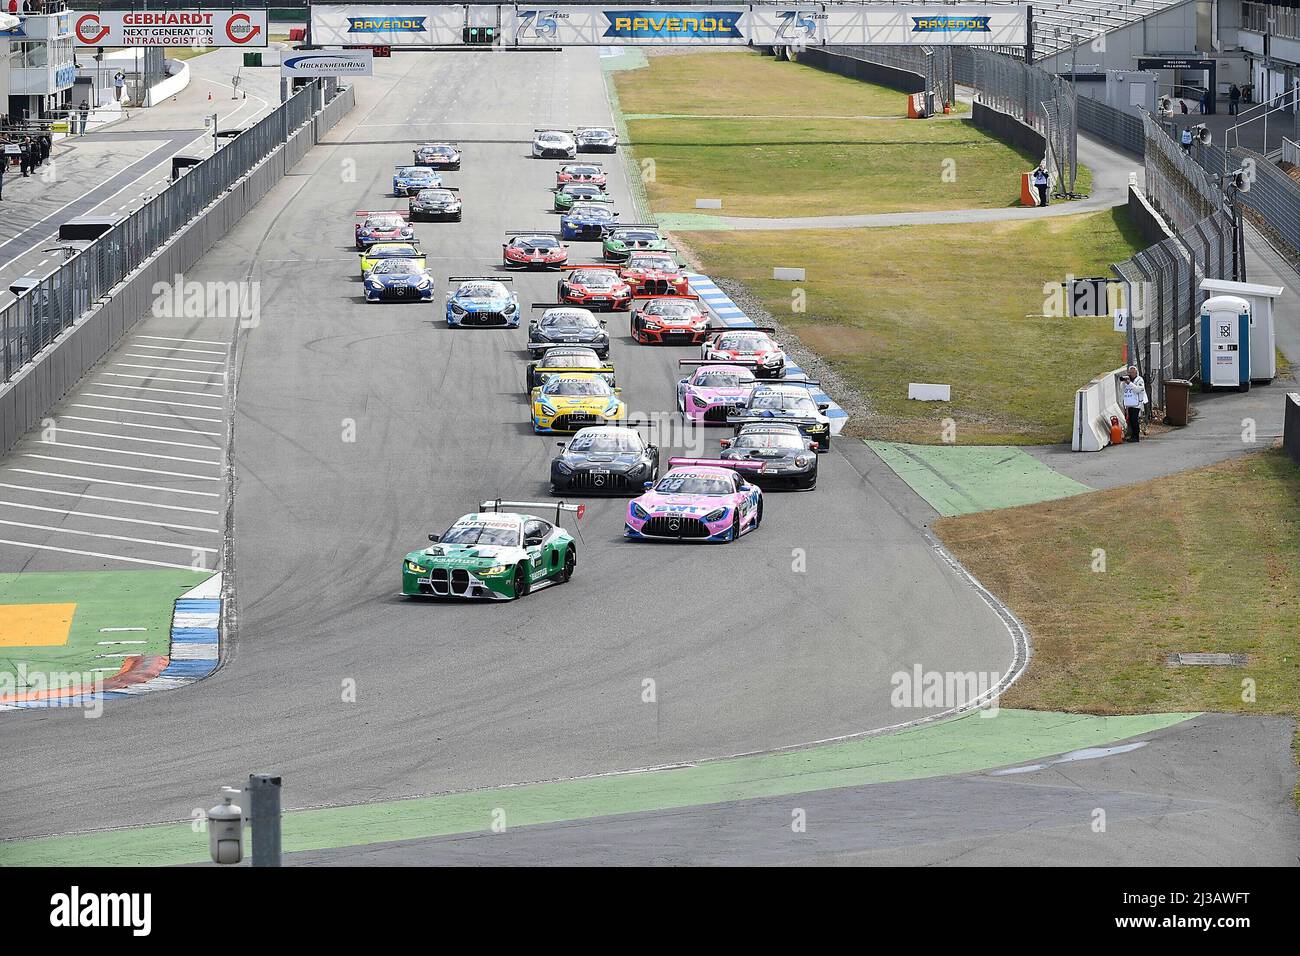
xmin=243 ymin=51 xmax=262 ymax=67
xmin=1165 ymin=379 xmax=1191 ymax=426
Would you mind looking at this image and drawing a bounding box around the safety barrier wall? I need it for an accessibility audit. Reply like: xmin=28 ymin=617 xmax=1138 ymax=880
xmin=797 ymin=48 xmax=925 ymax=95
xmin=971 ymin=100 xmax=1046 ymax=159
xmin=1072 ymin=366 xmax=1127 ymax=452
xmin=0 ymin=85 xmax=356 ymax=455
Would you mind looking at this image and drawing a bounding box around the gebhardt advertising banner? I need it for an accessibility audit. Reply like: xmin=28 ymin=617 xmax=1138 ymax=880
xmin=72 ymin=10 xmax=268 ymax=47
xmin=307 ymin=4 xmax=1029 ymax=47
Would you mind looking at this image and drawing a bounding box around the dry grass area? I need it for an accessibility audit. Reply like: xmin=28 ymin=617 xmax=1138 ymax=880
xmin=936 ymin=450 xmax=1300 ymax=717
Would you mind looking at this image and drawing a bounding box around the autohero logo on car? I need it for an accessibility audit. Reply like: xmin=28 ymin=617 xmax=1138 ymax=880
xmin=911 ymin=15 xmax=993 ymax=33
xmin=603 ymin=9 xmax=745 ymax=39
xmin=50 ymin=886 xmax=151 ymax=936
xmin=347 ymin=15 xmax=426 ymax=33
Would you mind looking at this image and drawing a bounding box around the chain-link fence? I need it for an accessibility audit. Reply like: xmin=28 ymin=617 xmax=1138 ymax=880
xmin=2 ymin=82 xmax=330 ymax=384
xmin=1141 ymin=111 xmax=1222 ymax=234
xmin=1112 ymin=211 xmax=1234 ymax=412
xmin=1076 ymin=94 xmax=1144 ymax=156
xmin=835 ymin=44 xmax=956 ymax=115
xmin=1192 ymin=142 xmax=1300 ymax=264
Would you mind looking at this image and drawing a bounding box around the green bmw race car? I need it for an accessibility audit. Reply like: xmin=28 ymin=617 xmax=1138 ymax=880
xmin=554 ymin=183 xmax=613 ymax=212
xmin=402 ymin=501 xmax=581 ymax=600
xmin=602 ymin=224 xmax=673 ymax=262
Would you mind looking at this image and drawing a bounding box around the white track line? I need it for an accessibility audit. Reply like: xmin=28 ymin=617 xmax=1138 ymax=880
xmin=73 ymin=400 xmax=224 ymax=421
xmin=33 ymin=442 xmax=220 ymax=467
xmin=0 ymin=539 xmax=197 ymax=570
xmin=19 ymin=455 xmax=221 ymax=481
xmin=83 ymin=390 xmax=222 ymax=410
xmin=48 ymin=429 xmax=218 ymax=451
xmin=128 ymin=344 xmax=227 ymax=357
xmin=112 ymin=363 xmax=227 ymax=378
xmin=0 ymin=482 xmax=219 ymax=514
xmin=0 ymin=518 xmax=218 ymax=553
xmin=58 ymin=415 xmax=223 ymax=438
xmin=6 ymin=468 xmax=220 ymax=497
xmin=135 ymin=335 xmax=228 ymax=347
xmin=0 ymin=501 xmax=217 ymax=534
xmin=122 ymin=353 xmax=226 ymax=367
xmin=99 ymin=374 xmax=226 ymax=392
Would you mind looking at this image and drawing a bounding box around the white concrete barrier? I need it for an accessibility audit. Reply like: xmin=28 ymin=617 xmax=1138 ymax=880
xmin=1072 ymin=365 xmax=1126 ymax=451
xmin=773 ymin=267 xmax=805 ymax=281
xmin=144 ymin=59 xmax=190 ymax=108
xmin=695 ymin=198 xmax=722 ymax=209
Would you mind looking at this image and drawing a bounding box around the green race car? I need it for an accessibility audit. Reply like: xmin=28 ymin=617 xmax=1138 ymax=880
xmin=554 ymin=183 xmax=612 ymax=212
xmin=602 ymin=224 xmax=673 ymax=262
xmin=402 ymin=501 xmax=581 ymax=600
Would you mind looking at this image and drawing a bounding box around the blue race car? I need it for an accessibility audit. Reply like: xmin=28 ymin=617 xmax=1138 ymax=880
xmin=560 ymin=202 xmax=619 ymax=242
xmin=445 ymin=276 xmax=519 ymax=327
xmin=364 ymin=258 xmax=436 ymax=303
xmin=392 ymin=165 xmax=442 ymax=197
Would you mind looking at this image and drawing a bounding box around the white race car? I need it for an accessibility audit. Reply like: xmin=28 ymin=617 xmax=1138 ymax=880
xmin=533 ymin=128 xmax=577 ymax=159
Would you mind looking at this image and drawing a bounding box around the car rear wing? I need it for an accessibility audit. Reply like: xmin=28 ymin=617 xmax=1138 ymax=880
xmin=448 ymin=276 xmax=513 ymax=283
xmin=531 ymin=301 xmax=601 ymax=311
xmin=559 ymin=264 xmax=619 ymax=272
xmin=505 ymin=230 xmax=564 ymax=239
xmin=393 ymin=165 xmax=442 ymax=172
xmin=355 ymin=210 xmax=409 ymax=219
xmin=727 ymin=415 xmax=820 ymax=428
xmin=559 ymin=161 xmax=604 ymax=167
xmin=666 ymin=457 xmax=766 ymax=474
xmin=535 ymin=128 xmax=575 ymax=134
xmin=576 ymin=126 xmax=615 ymax=132
xmin=607 ymin=223 xmax=661 ymax=233
xmin=358 ymin=249 xmax=425 ymax=258
xmin=678 ymin=358 xmax=759 ymax=367
xmin=633 ymin=292 xmax=698 ymax=301
xmin=412 ymin=186 xmax=459 ymax=192
xmin=479 ymin=499 xmax=585 ymax=523
xmin=705 ymin=326 xmax=779 ymax=340
xmin=534 ymin=361 xmax=615 ymax=375
xmin=415 ymin=142 xmax=459 ymax=148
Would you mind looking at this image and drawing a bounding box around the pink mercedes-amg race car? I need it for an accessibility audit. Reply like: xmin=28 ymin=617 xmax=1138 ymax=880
xmin=624 ymin=458 xmax=764 ymax=543
xmin=676 ymin=360 xmax=758 ymax=425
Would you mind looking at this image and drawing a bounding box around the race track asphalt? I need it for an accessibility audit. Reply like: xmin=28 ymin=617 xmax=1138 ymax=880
xmin=0 ymin=49 xmax=1015 ymax=842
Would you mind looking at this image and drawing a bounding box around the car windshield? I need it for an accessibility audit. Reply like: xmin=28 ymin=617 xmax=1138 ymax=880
xmin=647 ymin=302 xmax=697 ymax=318
xmin=406 ymin=168 xmax=436 ymax=178
xmin=654 ymin=473 xmax=734 ymax=496
xmin=569 ymin=166 xmax=600 ymax=176
xmin=374 ymin=259 xmax=423 ymax=276
xmin=368 ymin=216 xmax=404 ymax=230
xmin=515 ymin=236 xmax=558 ymax=249
xmin=749 ymin=391 xmax=817 ymax=415
xmin=373 ymin=245 xmax=418 ymax=257
xmin=696 ymin=371 xmax=752 ymax=387
xmin=540 ymin=132 xmax=567 ymax=142
xmin=440 ymin=523 xmax=519 ymax=547
xmin=458 ymin=283 xmax=503 ymax=298
xmin=422 ymin=145 xmax=453 ymax=154
xmin=566 ymin=185 xmax=600 ymax=196
xmin=615 ymin=231 xmax=658 ymax=243
xmin=570 ymin=205 xmax=613 ymax=220
xmin=543 ymin=353 xmax=600 ymax=368
xmin=544 ymin=378 xmax=611 ymax=397
xmin=735 ymin=431 xmax=802 ymax=449
xmin=543 ymin=312 xmax=597 ymax=330
xmin=417 ymin=190 xmax=453 ymax=201
xmin=718 ymin=333 xmax=771 ymax=351
xmin=630 ymin=257 xmax=678 ymax=272
xmin=572 ymin=270 xmax=615 ymax=287
xmin=569 ymin=431 xmax=640 ymax=453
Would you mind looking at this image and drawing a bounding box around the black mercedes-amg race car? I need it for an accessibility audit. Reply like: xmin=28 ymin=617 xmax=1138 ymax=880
xmin=719 ymin=422 xmax=819 ymax=490
xmin=526 ymin=345 xmax=616 ymax=392
xmin=550 ymin=425 xmax=659 ymax=495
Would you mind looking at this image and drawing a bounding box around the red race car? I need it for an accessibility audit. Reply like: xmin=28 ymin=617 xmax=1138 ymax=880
xmin=502 ymin=231 xmax=569 ymax=270
xmin=630 ymin=295 xmax=710 ymax=345
xmin=557 ymin=265 xmax=632 ymax=311
xmin=556 ymin=162 xmax=607 ymax=188
xmin=355 ymin=210 xmax=414 ymax=249
xmin=701 ymin=327 xmax=787 ymax=379
xmin=620 ymin=251 xmax=690 ymax=297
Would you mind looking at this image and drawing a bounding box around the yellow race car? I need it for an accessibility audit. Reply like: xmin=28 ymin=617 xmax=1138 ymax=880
xmin=531 ymin=372 xmax=626 ymax=433
xmin=359 ymin=241 xmax=425 ymax=279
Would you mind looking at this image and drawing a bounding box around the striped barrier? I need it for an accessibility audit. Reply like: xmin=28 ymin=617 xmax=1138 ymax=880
xmin=686 ymin=272 xmax=850 ymax=435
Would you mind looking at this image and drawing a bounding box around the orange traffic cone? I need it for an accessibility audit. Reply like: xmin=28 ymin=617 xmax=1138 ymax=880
xmin=207 ymin=91 xmax=213 ymax=101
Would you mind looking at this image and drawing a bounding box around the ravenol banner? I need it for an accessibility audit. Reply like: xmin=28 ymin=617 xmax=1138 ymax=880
xmin=310 ymin=4 xmax=466 ymax=46
xmin=747 ymin=6 xmax=1027 ymax=46
xmin=72 ymin=10 xmax=268 ymax=47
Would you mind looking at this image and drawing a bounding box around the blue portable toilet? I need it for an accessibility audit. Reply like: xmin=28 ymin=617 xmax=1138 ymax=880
xmin=1200 ymin=295 xmax=1251 ymax=392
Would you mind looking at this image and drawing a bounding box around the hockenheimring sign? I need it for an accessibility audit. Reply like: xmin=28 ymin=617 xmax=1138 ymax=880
xmin=308 ymin=4 xmax=1030 ymax=47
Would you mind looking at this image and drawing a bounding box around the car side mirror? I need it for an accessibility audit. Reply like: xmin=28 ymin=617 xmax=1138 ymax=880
xmin=720 ymin=438 xmax=733 ymax=448
xmin=810 ymin=441 xmax=820 ymax=450
xmin=428 ymin=534 xmax=438 ymax=542
xmin=614 ymin=387 xmax=622 ymax=393
xmin=643 ymin=481 xmax=654 ymax=490
xmin=817 ymin=403 xmax=830 ymax=412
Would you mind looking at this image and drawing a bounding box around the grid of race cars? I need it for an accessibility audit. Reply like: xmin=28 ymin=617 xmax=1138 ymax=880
xmin=361 ymin=132 xmax=835 ymax=600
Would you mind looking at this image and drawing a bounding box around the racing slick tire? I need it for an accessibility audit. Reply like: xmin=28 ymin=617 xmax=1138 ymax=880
xmin=557 ymin=546 xmax=576 ymax=583
xmin=513 ymin=564 xmax=531 ymax=599
xmin=728 ymin=514 xmax=741 ymax=543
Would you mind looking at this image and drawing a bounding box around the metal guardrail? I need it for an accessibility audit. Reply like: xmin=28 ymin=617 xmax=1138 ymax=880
xmin=1284 ymin=137 xmax=1300 ymax=168
xmin=1113 ymin=210 xmax=1234 ymax=412
xmin=1198 ymin=144 xmax=1300 ymax=264
xmin=1 ymin=82 xmax=328 ymax=384
xmin=1141 ymin=110 xmax=1222 ymax=235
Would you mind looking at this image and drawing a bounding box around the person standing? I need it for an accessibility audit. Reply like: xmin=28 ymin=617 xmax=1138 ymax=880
xmin=0 ymin=151 xmax=6 ymax=202
xmin=1229 ymin=83 xmax=1241 ymax=116
xmin=1121 ymin=366 xmax=1149 ymax=443
xmin=1180 ymin=126 xmax=1194 ymax=152
xmin=1031 ymin=164 xmax=1050 ymax=207
xmin=19 ymin=137 xmax=31 ymax=177
xmin=77 ymin=100 xmax=89 ymax=135
xmin=114 ymin=71 xmax=126 ymax=102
